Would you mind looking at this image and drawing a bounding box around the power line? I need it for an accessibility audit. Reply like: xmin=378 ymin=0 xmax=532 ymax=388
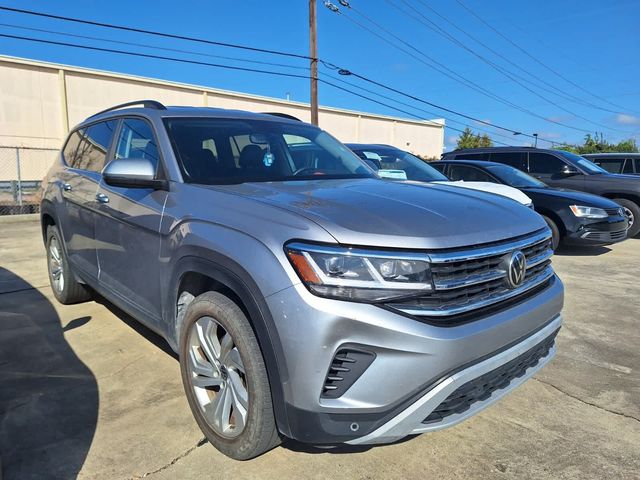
xmin=453 ymin=0 xmax=637 ymax=115
xmin=409 ymin=0 xmax=624 ymax=115
xmin=0 ymin=23 xmax=310 ymax=71
xmin=0 ymin=33 xmax=311 ymax=80
xmin=0 ymin=5 xmax=312 ymax=60
xmin=0 ymin=5 xmax=562 ymax=144
xmin=320 ymin=72 xmax=521 ymax=145
xmin=319 ymin=77 xmax=513 ymax=146
xmin=391 ymin=0 xmax=632 ymax=135
xmin=336 ymin=3 xmax=593 ymax=134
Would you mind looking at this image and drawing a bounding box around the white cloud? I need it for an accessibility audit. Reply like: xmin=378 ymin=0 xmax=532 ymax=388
xmin=615 ymin=114 xmax=640 ymax=125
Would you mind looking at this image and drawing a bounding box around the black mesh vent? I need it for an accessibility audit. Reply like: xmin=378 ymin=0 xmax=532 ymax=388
xmin=422 ymin=329 xmax=559 ymax=424
xmin=321 ymin=348 xmax=376 ymax=399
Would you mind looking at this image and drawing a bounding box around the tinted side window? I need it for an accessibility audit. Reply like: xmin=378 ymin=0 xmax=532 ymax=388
xmin=635 ymin=159 xmax=640 ymax=173
xmin=82 ymin=121 xmax=117 ymax=172
xmin=597 ymin=158 xmax=624 ymax=174
xmin=449 ymin=165 xmax=495 ymax=182
xmin=528 ymin=152 xmax=566 ymax=174
xmin=490 ymin=152 xmax=526 ymax=170
xmin=622 ymin=159 xmax=634 ymax=174
xmin=62 ymin=130 xmax=84 ymax=166
xmin=431 ymin=162 xmax=447 ymax=173
xmin=115 ymin=119 xmax=159 ymax=168
xmin=455 ymin=153 xmax=490 ymax=161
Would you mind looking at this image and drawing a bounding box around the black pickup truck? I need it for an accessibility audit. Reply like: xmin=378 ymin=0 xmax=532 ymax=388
xmin=442 ymin=147 xmax=640 ymax=237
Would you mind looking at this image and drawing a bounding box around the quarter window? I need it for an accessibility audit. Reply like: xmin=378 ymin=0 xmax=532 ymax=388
xmin=115 ymin=119 xmax=159 ymax=168
xmin=64 ymin=120 xmax=117 ymax=172
xmin=528 ymin=152 xmax=566 ymax=174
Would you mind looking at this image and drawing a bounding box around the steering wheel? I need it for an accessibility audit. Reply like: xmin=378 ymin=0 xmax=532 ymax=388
xmin=293 ymin=167 xmax=325 ymax=176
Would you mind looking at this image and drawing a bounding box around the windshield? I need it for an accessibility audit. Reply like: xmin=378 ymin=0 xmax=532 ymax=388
xmin=557 ymin=150 xmax=608 ymax=174
xmin=485 ymin=164 xmax=548 ymax=188
xmin=350 ymin=146 xmax=448 ymax=182
xmin=164 ymin=118 xmax=375 ymax=184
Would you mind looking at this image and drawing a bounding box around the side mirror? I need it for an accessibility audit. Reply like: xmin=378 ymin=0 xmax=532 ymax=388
xmin=559 ymin=164 xmax=579 ymax=176
xmin=102 ymin=158 xmax=168 ymax=190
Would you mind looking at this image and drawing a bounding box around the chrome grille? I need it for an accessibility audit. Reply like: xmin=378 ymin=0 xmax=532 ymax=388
xmin=388 ymin=230 xmax=554 ymax=318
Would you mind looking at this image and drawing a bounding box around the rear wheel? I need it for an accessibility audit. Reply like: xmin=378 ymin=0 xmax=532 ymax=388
xmin=613 ymin=198 xmax=639 ymax=238
xmin=541 ymin=215 xmax=560 ymax=250
xmin=46 ymin=225 xmax=91 ymax=304
xmin=179 ymin=291 xmax=280 ymax=460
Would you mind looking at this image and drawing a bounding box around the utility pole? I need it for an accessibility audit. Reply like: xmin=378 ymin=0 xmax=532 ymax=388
xmin=533 ymin=133 xmax=538 ymax=148
xmin=309 ymin=0 xmax=319 ymax=125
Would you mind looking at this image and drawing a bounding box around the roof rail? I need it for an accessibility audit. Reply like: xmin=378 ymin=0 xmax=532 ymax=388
xmin=90 ymin=100 xmax=167 ymax=118
xmin=260 ymin=112 xmax=302 ymax=122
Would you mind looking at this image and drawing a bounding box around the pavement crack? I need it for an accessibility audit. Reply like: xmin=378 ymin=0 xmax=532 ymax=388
xmin=533 ymin=377 xmax=640 ymax=423
xmin=97 ymin=355 xmax=145 ymax=380
xmin=126 ymin=437 xmax=207 ymax=479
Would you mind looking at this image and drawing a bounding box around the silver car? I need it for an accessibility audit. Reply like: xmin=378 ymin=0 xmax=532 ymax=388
xmin=40 ymin=101 xmax=563 ymax=459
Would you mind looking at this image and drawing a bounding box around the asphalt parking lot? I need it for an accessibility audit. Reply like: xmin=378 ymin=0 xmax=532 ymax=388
xmin=1 ymin=219 xmax=639 ymax=480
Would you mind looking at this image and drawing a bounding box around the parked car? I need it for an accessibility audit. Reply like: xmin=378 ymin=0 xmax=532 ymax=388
xmin=442 ymin=147 xmax=640 ymax=237
xmin=582 ymin=153 xmax=640 ymax=175
xmin=433 ymin=159 xmax=628 ymax=249
xmin=346 ymin=143 xmax=532 ymax=206
xmin=41 ymin=101 xmax=564 ymax=460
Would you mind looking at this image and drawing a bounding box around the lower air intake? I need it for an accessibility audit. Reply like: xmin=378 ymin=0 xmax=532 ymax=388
xmin=321 ymin=348 xmax=376 ymax=399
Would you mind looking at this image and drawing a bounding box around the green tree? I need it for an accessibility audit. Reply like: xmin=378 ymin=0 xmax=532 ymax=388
xmin=456 ymin=127 xmax=493 ymax=149
xmin=556 ymin=133 xmax=639 ymax=154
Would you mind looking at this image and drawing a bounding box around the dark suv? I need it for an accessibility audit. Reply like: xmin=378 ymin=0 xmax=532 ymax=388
xmin=582 ymin=153 xmax=640 ymax=175
xmin=442 ymin=147 xmax=640 ymax=237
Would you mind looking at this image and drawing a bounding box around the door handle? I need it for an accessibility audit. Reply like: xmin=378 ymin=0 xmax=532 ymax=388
xmin=96 ymin=193 xmax=110 ymax=204
xmin=62 ymin=182 xmax=72 ymax=192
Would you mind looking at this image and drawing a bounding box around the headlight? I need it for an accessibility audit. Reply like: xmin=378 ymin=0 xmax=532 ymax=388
xmin=285 ymin=242 xmax=432 ymax=302
xmin=569 ymin=205 xmax=608 ymax=219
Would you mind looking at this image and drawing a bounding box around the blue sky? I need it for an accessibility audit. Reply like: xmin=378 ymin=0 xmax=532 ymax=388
xmin=1 ymin=0 xmax=638 ymax=150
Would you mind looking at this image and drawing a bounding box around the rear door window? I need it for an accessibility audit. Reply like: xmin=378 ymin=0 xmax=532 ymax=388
xmin=66 ymin=120 xmax=118 ymax=172
xmin=528 ymin=152 xmax=566 ymax=174
xmin=62 ymin=130 xmax=84 ymax=167
xmin=454 ymin=153 xmax=490 ymax=160
xmin=490 ymin=152 xmax=527 ymax=170
xmin=448 ymin=165 xmax=495 ymax=182
xmin=597 ymin=158 xmax=624 ymax=173
xmin=622 ymin=159 xmax=634 ymax=174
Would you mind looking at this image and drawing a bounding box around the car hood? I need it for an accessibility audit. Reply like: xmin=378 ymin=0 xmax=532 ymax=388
xmin=433 ymin=181 xmax=532 ymax=205
xmin=521 ymin=186 xmax=620 ymax=208
xmin=211 ymin=178 xmax=546 ymax=249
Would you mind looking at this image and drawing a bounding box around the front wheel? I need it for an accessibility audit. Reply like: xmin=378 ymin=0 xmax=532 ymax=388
xmin=541 ymin=215 xmax=561 ymax=250
xmin=179 ymin=291 xmax=280 ymax=460
xmin=613 ymin=198 xmax=639 ymax=238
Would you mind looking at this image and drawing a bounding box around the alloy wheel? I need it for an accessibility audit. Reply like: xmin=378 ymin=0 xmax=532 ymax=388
xmin=187 ymin=316 xmax=249 ymax=438
xmin=49 ymin=236 xmax=65 ymax=293
xmin=623 ymin=207 xmax=634 ymax=230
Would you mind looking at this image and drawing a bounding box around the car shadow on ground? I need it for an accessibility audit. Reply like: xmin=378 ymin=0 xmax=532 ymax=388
xmin=282 ymin=434 xmax=416 ymax=455
xmin=92 ymin=294 xmax=177 ymax=359
xmin=0 ymin=268 xmax=98 ymax=480
xmin=554 ymin=245 xmax=612 ymax=256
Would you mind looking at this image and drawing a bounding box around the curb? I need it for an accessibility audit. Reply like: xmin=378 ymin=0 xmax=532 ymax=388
xmin=0 ymin=213 xmax=39 ymax=224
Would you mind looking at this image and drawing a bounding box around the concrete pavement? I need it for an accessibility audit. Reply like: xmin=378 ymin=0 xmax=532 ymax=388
xmin=1 ymin=221 xmax=638 ymax=479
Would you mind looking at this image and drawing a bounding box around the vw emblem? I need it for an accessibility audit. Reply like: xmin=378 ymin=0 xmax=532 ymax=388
xmin=505 ymin=250 xmax=527 ymax=289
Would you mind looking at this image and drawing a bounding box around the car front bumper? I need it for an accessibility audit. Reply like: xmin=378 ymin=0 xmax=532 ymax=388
xmin=265 ymin=275 xmax=564 ymax=444
xmin=565 ymin=217 xmax=628 ymax=245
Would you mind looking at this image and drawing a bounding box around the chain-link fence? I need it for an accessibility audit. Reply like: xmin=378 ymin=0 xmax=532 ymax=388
xmin=0 ymin=146 xmax=58 ymax=215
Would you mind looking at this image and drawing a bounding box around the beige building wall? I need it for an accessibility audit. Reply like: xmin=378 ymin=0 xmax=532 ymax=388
xmin=0 ymin=55 xmax=444 ymax=180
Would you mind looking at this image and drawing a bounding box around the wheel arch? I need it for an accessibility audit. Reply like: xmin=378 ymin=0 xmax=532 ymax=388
xmin=167 ymin=251 xmax=293 ymax=438
xmin=534 ymin=207 xmax=566 ymax=237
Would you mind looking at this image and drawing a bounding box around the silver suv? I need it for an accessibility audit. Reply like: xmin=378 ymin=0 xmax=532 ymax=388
xmin=40 ymin=101 xmax=563 ymax=459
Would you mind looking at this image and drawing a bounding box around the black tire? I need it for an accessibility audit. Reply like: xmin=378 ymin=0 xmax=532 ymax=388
xmin=613 ymin=198 xmax=640 ymax=238
xmin=541 ymin=215 xmax=561 ymax=250
xmin=46 ymin=225 xmax=91 ymax=304
xmin=179 ymin=291 xmax=280 ymax=460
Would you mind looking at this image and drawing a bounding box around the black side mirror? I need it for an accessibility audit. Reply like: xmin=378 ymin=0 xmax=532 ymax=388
xmin=559 ymin=164 xmax=580 ymax=176
xmin=102 ymin=158 xmax=168 ymax=190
